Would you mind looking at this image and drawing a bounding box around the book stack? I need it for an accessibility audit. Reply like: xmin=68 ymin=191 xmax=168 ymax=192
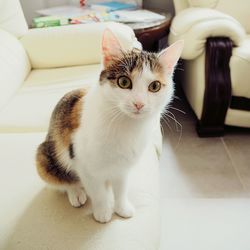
xmin=33 ymin=16 xmax=70 ymax=28
xmin=33 ymin=1 xmax=166 ymax=28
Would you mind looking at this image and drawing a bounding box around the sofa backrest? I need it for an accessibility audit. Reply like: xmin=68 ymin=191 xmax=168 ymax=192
xmin=0 ymin=0 xmax=28 ymax=38
xmin=0 ymin=29 xmax=31 ymax=109
xmin=0 ymin=0 xmax=30 ymax=109
xmin=173 ymin=0 xmax=189 ymax=13
xmin=173 ymin=0 xmax=250 ymax=33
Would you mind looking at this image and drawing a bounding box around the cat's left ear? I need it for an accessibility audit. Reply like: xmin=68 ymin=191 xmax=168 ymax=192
xmin=102 ymin=28 xmax=123 ymax=68
xmin=158 ymin=40 xmax=184 ymax=74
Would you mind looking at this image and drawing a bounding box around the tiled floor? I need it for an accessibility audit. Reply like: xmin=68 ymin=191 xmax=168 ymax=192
xmin=159 ymin=88 xmax=250 ymax=250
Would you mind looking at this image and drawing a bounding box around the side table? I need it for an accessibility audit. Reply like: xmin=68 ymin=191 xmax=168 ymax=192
xmin=127 ymin=12 xmax=172 ymax=52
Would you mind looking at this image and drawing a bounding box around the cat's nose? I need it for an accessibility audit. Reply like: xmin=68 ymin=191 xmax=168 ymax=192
xmin=133 ymin=102 xmax=144 ymax=110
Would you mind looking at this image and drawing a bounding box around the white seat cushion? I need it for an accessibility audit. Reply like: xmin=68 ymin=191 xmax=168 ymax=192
xmin=0 ymin=64 xmax=101 ymax=132
xmin=0 ymin=132 xmax=160 ymax=250
xmin=230 ymin=35 xmax=250 ymax=99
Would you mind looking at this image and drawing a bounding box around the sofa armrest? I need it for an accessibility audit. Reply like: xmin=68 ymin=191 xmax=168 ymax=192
xmin=20 ymin=22 xmax=142 ymax=69
xmin=168 ymin=8 xmax=246 ymax=60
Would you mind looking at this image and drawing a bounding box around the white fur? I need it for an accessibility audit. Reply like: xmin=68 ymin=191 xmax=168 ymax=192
xmin=68 ymin=62 xmax=174 ymax=223
xmin=43 ymin=34 xmax=183 ymax=223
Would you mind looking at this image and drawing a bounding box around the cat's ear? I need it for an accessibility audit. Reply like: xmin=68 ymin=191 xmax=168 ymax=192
xmin=102 ymin=28 xmax=123 ymax=68
xmin=158 ymin=40 xmax=184 ymax=74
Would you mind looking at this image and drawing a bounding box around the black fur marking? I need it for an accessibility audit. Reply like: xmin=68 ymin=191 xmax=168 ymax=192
xmin=69 ymin=143 xmax=74 ymax=159
xmin=99 ymin=50 xmax=163 ymax=85
xmin=42 ymin=141 xmax=78 ymax=183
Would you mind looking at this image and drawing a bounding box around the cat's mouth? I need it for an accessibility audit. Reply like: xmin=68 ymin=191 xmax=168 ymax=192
xmin=125 ymin=110 xmax=147 ymax=119
xmin=119 ymin=105 xmax=148 ymax=119
xmin=133 ymin=110 xmax=141 ymax=115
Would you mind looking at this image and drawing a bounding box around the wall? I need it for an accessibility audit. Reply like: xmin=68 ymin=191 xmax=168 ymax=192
xmin=143 ymin=0 xmax=174 ymax=15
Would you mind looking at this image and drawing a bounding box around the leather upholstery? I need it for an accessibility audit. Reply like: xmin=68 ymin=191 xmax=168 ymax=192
xmin=0 ymin=0 xmax=28 ymax=37
xmin=170 ymin=0 xmax=250 ymax=129
xmin=169 ymin=8 xmax=245 ymax=60
xmin=20 ymin=22 xmax=141 ymax=69
xmin=173 ymin=0 xmax=250 ymax=33
xmin=230 ymin=35 xmax=250 ymax=99
xmin=0 ymin=29 xmax=30 ymax=109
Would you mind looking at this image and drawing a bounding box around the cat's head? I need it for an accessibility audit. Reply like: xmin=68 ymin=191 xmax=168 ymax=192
xmin=99 ymin=29 xmax=183 ymax=119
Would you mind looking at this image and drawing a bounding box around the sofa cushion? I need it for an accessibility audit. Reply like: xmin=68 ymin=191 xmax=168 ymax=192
xmin=20 ymin=22 xmax=142 ymax=69
xmin=0 ymin=132 xmax=160 ymax=250
xmin=187 ymin=0 xmax=250 ymax=33
xmin=0 ymin=0 xmax=28 ymax=37
xmin=0 ymin=29 xmax=31 ymax=110
xmin=188 ymin=0 xmax=218 ymax=8
xmin=0 ymin=64 xmax=100 ymax=132
xmin=230 ymin=35 xmax=250 ymax=99
xmin=168 ymin=8 xmax=245 ymax=60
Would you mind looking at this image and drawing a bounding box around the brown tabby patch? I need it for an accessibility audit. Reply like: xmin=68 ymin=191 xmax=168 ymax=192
xmin=100 ymin=49 xmax=164 ymax=86
xmin=49 ymin=89 xmax=85 ymax=147
xmin=36 ymin=141 xmax=79 ymax=185
xmin=36 ymin=89 xmax=85 ymax=185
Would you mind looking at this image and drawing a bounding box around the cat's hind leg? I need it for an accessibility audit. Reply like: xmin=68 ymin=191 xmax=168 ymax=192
xmin=36 ymin=141 xmax=87 ymax=207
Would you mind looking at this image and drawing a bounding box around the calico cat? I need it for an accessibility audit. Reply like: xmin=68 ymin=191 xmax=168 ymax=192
xmin=36 ymin=29 xmax=183 ymax=223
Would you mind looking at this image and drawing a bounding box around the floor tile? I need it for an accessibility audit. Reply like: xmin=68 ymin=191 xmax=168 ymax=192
xmin=160 ymin=97 xmax=245 ymax=198
xmin=160 ymin=198 xmax=250 ymax=250
xmin=159 ymin=84 xmax=250 ymax=250
xmin=223 ymin=131 xmax=250 ymax=192
xmin=159 ymin=137 xmax=245 ymax=198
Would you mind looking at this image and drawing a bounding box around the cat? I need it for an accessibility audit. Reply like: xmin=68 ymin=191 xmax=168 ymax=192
xmin=36 ymin=28 xmax=183 ymax=223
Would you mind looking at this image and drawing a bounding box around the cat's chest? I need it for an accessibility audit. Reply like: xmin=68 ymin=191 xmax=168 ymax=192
xmin=96 ymin=135 xmax=146 ymax=169
xmin=98 ymin=128 xmax=147 ymax=157
xmin=75 ymin=123 xmax=149 ymax=167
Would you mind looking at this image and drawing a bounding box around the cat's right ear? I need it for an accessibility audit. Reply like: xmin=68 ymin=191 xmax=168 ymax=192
xmin=158 ymin=40 xmax=184 ymax=74
xmin=102 ymin=29 xmax=123 ymax=68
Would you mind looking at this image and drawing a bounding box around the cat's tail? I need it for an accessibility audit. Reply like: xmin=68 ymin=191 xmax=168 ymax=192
xmin=36 ymin=141 xmax=87 ymax=207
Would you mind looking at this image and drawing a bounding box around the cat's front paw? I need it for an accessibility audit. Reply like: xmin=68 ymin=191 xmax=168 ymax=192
xmin=115 ymin=201 xmax=135 ymax=218
xmin=67 ymin=186 xmax=87 ymax=208
xmin=93 ymin=206 xmax=113 ymax=223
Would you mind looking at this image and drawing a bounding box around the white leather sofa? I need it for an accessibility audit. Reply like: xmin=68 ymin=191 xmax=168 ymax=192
xmin=0 ymin=1 xmax=161 ymax=249
xmin=169 ymin=0 xmax=250 ymax=136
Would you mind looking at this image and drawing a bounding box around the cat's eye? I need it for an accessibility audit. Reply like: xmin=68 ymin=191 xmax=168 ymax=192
xmin=117 ymin=76 xmax=132 ymax=89
xmin=148 ymin=81 xmax=161 ymax=93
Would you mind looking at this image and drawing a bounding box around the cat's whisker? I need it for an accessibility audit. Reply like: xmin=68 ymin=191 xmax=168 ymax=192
xmin=162 ymin=112 xmax=178 ymax=131
xmin=105 ymin=108 xmax=123 ymax=139
xmin=111 ymin=111 xmax=124 ymax=137
xmin=163 ymin=112 xmax=183 ymax=150
xmin=161 ymin=116 xmax=173 ymax=133
xmin=173 ymin=95 xmax=182 ymax=101
xmin=101 ymin=105 xmax=120 ymax=119
xmin=169 ymin=106 xmax=186 ymax=114
xmin=160 ymin=123 xmax=165 ymax=138
xmin=162 ymin=111 xmax=182 ymax=134
xmin=175 ymin=67 xmax=184 ymax=71
xmin=165 ymin=110 xmax=182 ymax=132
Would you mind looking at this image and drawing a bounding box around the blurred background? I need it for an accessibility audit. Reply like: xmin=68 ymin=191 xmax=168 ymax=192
xmin=19 ymin=0 xmax=174 ymax=25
